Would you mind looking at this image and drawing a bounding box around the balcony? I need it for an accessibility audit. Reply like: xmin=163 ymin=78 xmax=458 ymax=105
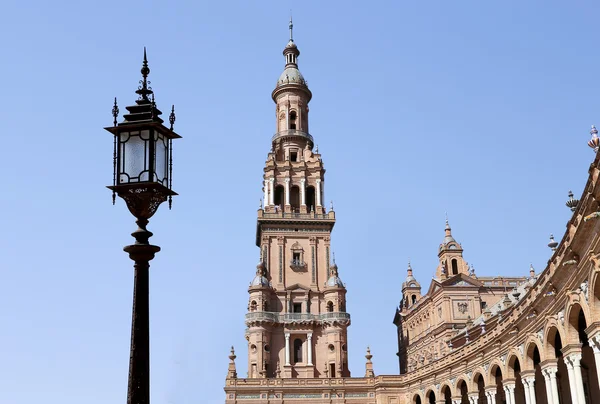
xmin=245 ymin=311 xmax=351 ymax=325
xmin=258 ymin=211 xmax=334 ymax=220
xmin=271 ymin=129 xmax=314 ymax=143
xmin=290 ymin=259 xmax=307 ymax=271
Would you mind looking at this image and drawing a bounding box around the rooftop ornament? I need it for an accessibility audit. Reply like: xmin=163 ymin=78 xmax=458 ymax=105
xmin=548 ymin=234 xmax=558 ymax=251
xmin=566 ymin=190 xmax=579 ymax=212
xmin=588 ymin=125 xmax=599 ymax=152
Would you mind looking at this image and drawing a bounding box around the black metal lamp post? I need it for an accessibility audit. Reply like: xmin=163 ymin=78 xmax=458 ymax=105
xmin=105 ymin=48 xmax=181 ymax=404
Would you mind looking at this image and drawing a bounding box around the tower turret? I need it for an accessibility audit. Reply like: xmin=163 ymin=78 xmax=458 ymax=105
xmin=436 ymin=219 xmax=469 ymax=278
xmin=402 ymin=261 xmax=421 ymax=309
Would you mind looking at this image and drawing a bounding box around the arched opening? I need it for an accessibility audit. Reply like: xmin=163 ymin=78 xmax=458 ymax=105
xmin=289 ymin=110 xmax=297 ymax=130
xmin=491 ymin=365 xmax=505 ymax=404
xmin=250 ymin=300 xmax=257 ymax=311
xmin=508 ymin=357 xmax=526 ymax=404
xmin=412 ymin=295 xmax=417 ymax=305
xmin=274 ymin=185 xmax=284 ymax=210
xmin=526 ymin=343 xmax=547 ymax=403
xmin=451 ymin=259 xmax=458 ymax=275
xmin=568 ymin=304 xmax=600 ymax=402
xmin=426 ymin=390 xmax=436 ymax=404
xmin=458 ymin=379 xmax=468 ymax=404
xmin=594 ymin=274 xmax=600 ymax=314
xmin=306 ymin=186 xmax=315 ymax=212
xmin=293 ymin=338 xmax=303 ymax=363
xmin=474 ymin=373 xmax=485 ymax=404
xmin=441 ymin=385 xmax=452 ymax=404
xmin=290 ymin=185 xmax=300 ymax=212
xmin=327 ymin=301 xmax=334 ymax=312
xmin=547 ymin=326 xmax=570 ymax=404
xmin=412 ymin=394 xmax=422 ymax=404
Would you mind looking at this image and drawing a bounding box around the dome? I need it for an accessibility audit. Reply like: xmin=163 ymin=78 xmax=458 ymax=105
xmin=251 ymin=274 xmax=270 ymax=287
xmin=327 ymin=275 xmax=345 ymax=288
xmin=277 ymin=67 xmax=306 ymax=87
xmin=286 ymin=40 xmax=297 ymax=49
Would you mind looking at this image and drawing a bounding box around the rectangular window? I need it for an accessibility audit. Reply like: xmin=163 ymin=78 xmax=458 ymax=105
xmin=293 ymin=303 xmax=302 ymax=313
xmin=290 ymin=150 xmax=298 ymax=162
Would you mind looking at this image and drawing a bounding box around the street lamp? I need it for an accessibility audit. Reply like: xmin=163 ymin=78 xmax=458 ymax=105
xmin=105 ymin=48 xmax=181 ymax=404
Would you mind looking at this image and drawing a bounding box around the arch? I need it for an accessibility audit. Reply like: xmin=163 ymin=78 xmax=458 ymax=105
xmin=293 ymin=338 xmax=303 ymax=363
xmin=412 ymin=393 xmax=422 ymax=404
xmin=440 ymin=384 xmax=452 ymax=404
xmin=326 ymin=301 xmax=334 ymax=312
xmin=289 ymin=110 xmax=297 ymax=130
xmin=274 ymin=185 xmax=284 ymax=208
xmin=524 ymin=338 xmax=544 ymax=370
xmin=425 ymin=389 xmax=436 ymax=404
xmin=250 ymin=300 xmax=257 ymax=312
xmin=507 ymin=356 xmax=527 ymax=404
xmin=591 ymin=270 xmax=600 ymax=319
xmin=412 ymin=295 xmax=417 ymax=304
xmin=566 ymin=302 xmax=591 ymax=344
xmin=506 ymin=353 xmax=521 ymax=379
xmin=543 ymin=320 xmax=566 ymax=359
xmin=290 ymin=185 xmax=300 ymax=211
xmin=489 ymin=364 xmax=506 ymax=403
xmin=451 ymin=259 xmax=458 ymax=275
xmin=306 ymin=186 xmax=315 ymax=212
xmin=470 ymin=368 xmax=487 ymax=389
xmin=456 ymin=379 xmax=468 ymax=404
xmin=472 ymin=372 xmax=486 ymax=403
xmin=487 ymin=360 xmax=505 ymax=384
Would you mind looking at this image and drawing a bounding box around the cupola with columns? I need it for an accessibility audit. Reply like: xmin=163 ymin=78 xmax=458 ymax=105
xmin=436 ymin=218 xmax=469 ymax=279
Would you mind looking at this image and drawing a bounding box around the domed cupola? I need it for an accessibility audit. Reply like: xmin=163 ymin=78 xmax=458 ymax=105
xmin=326 ymin=259 xmax=345 ymax=288
xmin=249 ymin=261 xmax=270 ymax=289
xmin=402 ymin=261 xmax=420 ymax=289
xmin=436 ymin=218 xmax=469 ymax=278
xmin=272 ymin=17 xmax=312 ymax=102
xmin=401 ymin=261 xmax=422 ymax=308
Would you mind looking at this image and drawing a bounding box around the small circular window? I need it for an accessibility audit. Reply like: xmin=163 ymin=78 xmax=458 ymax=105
xmin=342 ymin=344 xmax=347 ymax=352
xmin=328 ymin=344 xmax=335 ymax=352
xmin=264 ymin=344 xmax=270 ymax=352
xmin=251 ymin=344 xmax=257 ymax=353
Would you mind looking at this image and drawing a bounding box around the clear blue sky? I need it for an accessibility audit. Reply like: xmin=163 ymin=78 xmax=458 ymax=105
xmin=1 ymin=1 xmax=599 ymax=403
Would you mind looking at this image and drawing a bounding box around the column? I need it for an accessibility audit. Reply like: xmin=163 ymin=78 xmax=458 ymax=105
xmin=263 ymin=179 xmax=268 ymax=207
xmin=451 ymin=398 xmax=461 ymax=404
xmin=542 ymin=366 xmax=560 ymax=404
xmin=521 ymin=379 xmax=531 ymax=404
xmin=564 ymin=356 xmax=579 ymax=404
xmin=522 ymin=376 xmax=536 ymax=404
xmin=485 ymin=388 xmax=497 ymax=404
xmin=467 ymin=393 xmax=478 ymax=404
xmin=566 ymin=353 xmax=585 ymax=404
xmin=269 ymin=178 xmax=274 ymax=206
xmin=504 ymin=383 xmax=515 ymax=404
xmin=284 ymin=333 xmax=290 ymax=366
xmin=284 ymin=178 xmax=290 ymax=205
xmin=316 ymin=179 xmax=322 ymax=206
xmin=590 ymin=333 xmax=600 ymax=391
xmin=300 ymin=178 xmax=306 ymax=205
xmin=307 ymin=333 xmax=313 ymax=365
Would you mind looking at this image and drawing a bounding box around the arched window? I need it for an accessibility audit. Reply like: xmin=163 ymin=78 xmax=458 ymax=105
xmin=290 ymin=185 xmax=300 ymax=211
xmin=250 ymin=301 xmax=257 ymax=312
xmin=289 ymin=111 xmax=297 ymax=130
xmin=451 ymin=259 xmax=458 ymax=275
xmin=293 ymin=338 xmax=303 ymax=363
xmin=306 ymin=186 xmax=315 ymax=212
xmin=327 ymin=301 xmax=334 ymax=312
xmin=274 ymin=185 xmax=284 ymax=209
xmin=411 ymin=295 xmax=417 ymax=304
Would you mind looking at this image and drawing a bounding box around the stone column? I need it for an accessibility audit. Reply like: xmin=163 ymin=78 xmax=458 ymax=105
xmin=284 ymin=178 xmax=290 ymax=206
xmin=269 ymin=178 xmax=274 ymax=206
xmin=565 ymin=352 xmax=585 ymax=404
xmin=485 ymin=388 xmax=497 ymax=404
xmin=300 ymin=178 xmax=306 ymax=206
xmin=263 ymin=179 xmax=268 ymax=207
xmin=504 ymin=382 xmax=516 ymax=404
xmin=589 ymin=333 xmax=600 ymax=391
xmin=307 ymin=333 xmax=313 ymax=365
xmin=467 ymin=393 xmax=478 ymax=404
xmin=451 ymin=397 xmax=461 ymax=404
xmin=284 ymin=333 xmax=290 ymax=366
xmin=541 ymin=365 xmax=559 ymax=404
xmin=316 ymin=179 xmax=322 ymax=207
xmin=523 ymin=376 xmax=536 ymax=404
xmin=563 ymin=356 xmax=579 ymax=404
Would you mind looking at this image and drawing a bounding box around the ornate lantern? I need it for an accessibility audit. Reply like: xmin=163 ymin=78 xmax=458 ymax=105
xmin=105 ymin=49 xmax=181 ymax=219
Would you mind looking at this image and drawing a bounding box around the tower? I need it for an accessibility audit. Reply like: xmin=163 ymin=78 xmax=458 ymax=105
xmin=435 ymin=219 xmax=468 ymax=279
xmin=244 ymin=19 xmax=351 ymax=380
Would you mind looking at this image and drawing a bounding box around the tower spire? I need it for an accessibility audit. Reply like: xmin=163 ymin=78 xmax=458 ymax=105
xmin=289 ymin=14 xmax=294 ymax=42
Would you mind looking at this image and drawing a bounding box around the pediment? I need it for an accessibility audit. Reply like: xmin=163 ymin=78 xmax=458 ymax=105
xmin=426 ymin=279 xmax=442 ymax=296
xmin=286 ymin=283 xmax=311 ymax=292
xmin=441 ymin=273 xmax=483 ymax=288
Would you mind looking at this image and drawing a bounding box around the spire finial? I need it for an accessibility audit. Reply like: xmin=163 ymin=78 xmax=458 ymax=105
xmin=332 ymin=251 xmax=336 ymax=264
xmin=289 ymin=13 xmax=294 ymax=42
xmin=136 ymin=47 xmax=153 ymax=101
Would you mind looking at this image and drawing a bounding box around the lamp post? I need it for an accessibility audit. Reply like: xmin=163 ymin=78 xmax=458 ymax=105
xmin=105 ymin=48 xmax=181 ymax=404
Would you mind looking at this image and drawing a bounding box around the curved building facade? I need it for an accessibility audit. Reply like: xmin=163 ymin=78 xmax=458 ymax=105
xmin=224 ymin=22 xmax=600 ymax=404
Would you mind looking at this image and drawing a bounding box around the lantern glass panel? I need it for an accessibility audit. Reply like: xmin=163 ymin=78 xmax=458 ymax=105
xmin=154 ymin=132 xmax=168 ymax=186
xmin=119 ymin=131 xmax=149 ymax=183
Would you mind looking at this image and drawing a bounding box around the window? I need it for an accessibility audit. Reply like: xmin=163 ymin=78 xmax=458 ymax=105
xmin=293 ymin=252 xmax=301 ymax=265
xmin=411 ymin=295 xmax=417 ymax=304
xmin=329 ymin=363 xmax=335 ymax=377
xmin=451 ymin=259 xmax=458 ymax=275
xmin=327 ymin=301 xmax=334 ymax=312
xmin=289 ymin=111 xmax=297 ymax=130
xmin=250 ymin=300 xmax=257 ymax=311
xmin=290 ymin=150 xmax=298 ymax=162
xmin=293 ymin=303 xmax=302 ymax=313
xmin=294 ymin=338 xmax=303 ymax=363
